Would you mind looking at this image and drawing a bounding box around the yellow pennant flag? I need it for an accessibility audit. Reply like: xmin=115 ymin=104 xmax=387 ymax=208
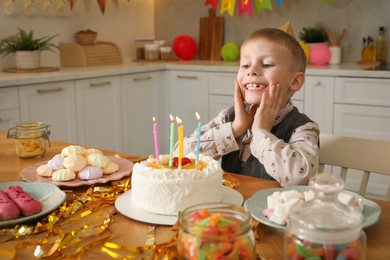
xmin=220 ymin=0 xmax=236 ymax=17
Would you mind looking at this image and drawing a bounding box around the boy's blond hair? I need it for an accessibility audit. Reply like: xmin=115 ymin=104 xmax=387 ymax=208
xmin=242 ymin=28 xmax=307 ymax=73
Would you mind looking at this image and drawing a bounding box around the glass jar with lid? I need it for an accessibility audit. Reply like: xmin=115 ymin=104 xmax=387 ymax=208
xmin=177 ymin=202 xmax=255 ymax=260
xmin=284 ymin=173 xmax=366 ymax=260
xmin=7 ymin=122 xmax=50 ymax=158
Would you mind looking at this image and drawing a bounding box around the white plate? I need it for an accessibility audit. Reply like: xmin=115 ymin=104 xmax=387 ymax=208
xmin=20 ymin=157 xmax=134 ymax=187
xmin=0 ymin=182 xmax=66 ymax=227
xmin=244 ymin=186 xmax=382 ymax=230
xmin=115 ymin=186 xmax=244 ymax=226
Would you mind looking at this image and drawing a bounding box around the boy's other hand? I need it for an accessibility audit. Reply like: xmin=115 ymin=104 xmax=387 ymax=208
xmin=232 ymin=81 xmax=256 ymax=138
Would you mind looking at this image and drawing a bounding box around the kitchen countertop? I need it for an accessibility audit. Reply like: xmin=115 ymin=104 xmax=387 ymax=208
xmin=1 ymin=60 xmax=390 ymax=88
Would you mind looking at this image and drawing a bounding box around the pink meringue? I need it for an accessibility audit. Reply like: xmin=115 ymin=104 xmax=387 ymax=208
xmin=78 ymin=166 xmax=103 ymax=180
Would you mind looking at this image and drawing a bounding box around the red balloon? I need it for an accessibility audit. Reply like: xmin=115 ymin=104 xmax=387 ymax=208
xmin=173 ymin=35 xmax=197 ymax=60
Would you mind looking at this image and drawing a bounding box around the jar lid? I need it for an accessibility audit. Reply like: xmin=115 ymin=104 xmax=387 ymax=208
xmin=144 ymin=44 xmax=159 ymax=50
xmin=288 ymin=173 xmax=364 ymax=244
xmin=7 ymin=121 xmax=50 ymax=139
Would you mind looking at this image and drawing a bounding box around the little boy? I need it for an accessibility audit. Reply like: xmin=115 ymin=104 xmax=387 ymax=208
xmin=182 ymin=28 xmax=320 ymax=186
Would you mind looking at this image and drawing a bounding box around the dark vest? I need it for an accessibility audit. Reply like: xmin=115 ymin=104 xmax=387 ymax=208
xmin=221 ymin=106 xmax=313 ymax=180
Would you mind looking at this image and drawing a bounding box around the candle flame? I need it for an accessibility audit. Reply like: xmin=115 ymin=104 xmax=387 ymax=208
xmin=176 ymin=117 xmax=182 ymax=125
xmin=153 ymin=116 xmax=156 ymax=122
xmin=170 ymin=114 xmax=175 ymax=122
xmin=195 ymin=112 xmax=201 ymax=121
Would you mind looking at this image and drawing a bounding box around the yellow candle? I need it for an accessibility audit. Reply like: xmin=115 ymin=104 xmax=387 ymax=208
xmin=176 ymin=117 xmax=184 ymax=169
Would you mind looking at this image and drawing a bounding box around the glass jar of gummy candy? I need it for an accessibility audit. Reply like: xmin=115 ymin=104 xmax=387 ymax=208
xmin=284 ymin=173 xmax=366 ymax=260
xmin=178 ymin=202 xmax=255 ymax=260
xmin=7 ymin=122 xmax=51 ymax=158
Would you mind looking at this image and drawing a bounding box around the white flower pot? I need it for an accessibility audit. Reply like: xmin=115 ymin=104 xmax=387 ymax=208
xmin=15 ymin=50 xmax=41 ymax=69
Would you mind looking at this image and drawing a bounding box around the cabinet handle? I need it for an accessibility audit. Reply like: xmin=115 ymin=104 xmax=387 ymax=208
xmin=36 ymin=87 xmax=63 ymax=94
xmin=0 ymin=117 xmax=10 ymax=122
xmin=133 ymin=76 xmax=152 ymax=82
xmin=89 ymin=81 xmax=111 ymax=87
xmin=177 ymin=75 xmax=198 ymax=80
xmin=315 ymin=81 xmax=322 ymax=86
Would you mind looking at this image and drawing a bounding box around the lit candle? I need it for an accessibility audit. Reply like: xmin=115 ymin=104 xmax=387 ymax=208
xmin=176 ymin=117 xmax=184 ymax=169
xmin=153 ymin=116 xmax=160 ymax=163
xmin=169 ymin=114 xmax=175 ymax=167
xmin=195 ymin=112 xmax=202 ymax=165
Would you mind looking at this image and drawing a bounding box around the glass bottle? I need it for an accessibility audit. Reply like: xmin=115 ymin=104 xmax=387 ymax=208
xmin=284 ymin=173 xmax=366 ymax=260
xmin=361 ymin=36 xmax=376 ymax=62
xmin=375 ymin=26 xmax=388 ymax=64
xmin=178 ymin=202 xmax=255 ymax=260
xmin=7 ymin=122 xmax=51 ymax=158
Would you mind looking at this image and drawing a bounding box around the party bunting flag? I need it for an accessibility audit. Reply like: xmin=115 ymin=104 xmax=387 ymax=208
xmin=70 ymin=0 xmax=78 ymax=10
xmin=204 ymin=0 xmax=220 ymax=12
xmin=97 ymin=0 xmax=107 ymax=14
xmin=276 ymin=0 xmax=282 ymax=6
xmin=254 ymin=0 xmax=273 ymax=15
xmin=220 ymin=0 xmax=236 ymax=17
xmin=238 ymin=0 xmax=252 ymax=16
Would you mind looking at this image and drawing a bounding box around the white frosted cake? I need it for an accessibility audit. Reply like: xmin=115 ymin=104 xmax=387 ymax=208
xmin=131 ymin=154 xmax=224 ymax=215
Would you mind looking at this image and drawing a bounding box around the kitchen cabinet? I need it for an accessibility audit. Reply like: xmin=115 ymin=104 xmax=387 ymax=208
xmin=304 ymin=76 xmax=334 ymax=133
xmin=121 ymin=71 xmax=165 ymax=157
xmin=168 ymin=70 xmax=208 ymax=136
xmin=75 ymin=76 xmax=123 ymax=152
xmin=0 ymin=87 xmax=20 ymax=131
xmin=18 ymin=81 xmax=77 ymax=143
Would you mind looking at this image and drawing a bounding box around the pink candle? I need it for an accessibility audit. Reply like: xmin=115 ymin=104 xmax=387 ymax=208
xmin=153 ymin=116 xmax=160 ymax=163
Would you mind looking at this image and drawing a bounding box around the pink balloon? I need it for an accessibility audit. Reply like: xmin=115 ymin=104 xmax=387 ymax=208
xmin=173 ymin=35 xmax=197 ymax=60
xmin=309 ymin=44 xmax=331 ymax=65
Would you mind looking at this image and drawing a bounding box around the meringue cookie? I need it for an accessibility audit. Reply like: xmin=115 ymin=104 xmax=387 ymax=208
xmin=103 ymin=162 xmax=119 ymax=174
xmin=47 ymin=154 xmax=64 ymax=170
xmin=61 ymin=145 xmax=86 ymax=157
xmin=78 ymin=166 xmax=103 ymax=180
xmin=36 ymin=164 xmax=53 ymax=177
xmin=63 ymin=155 xmax=87 ymax=172
xmin=83 ymin=148 xmax=103 ymax=157
xmin=87 ymin=154 xmax=109 ymax=168
xmin=52 ymin=169 xmax=76 ymax=182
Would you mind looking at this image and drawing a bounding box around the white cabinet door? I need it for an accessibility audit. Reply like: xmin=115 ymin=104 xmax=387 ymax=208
xmin=0 ymin=87 xmax=20 ymax=131
xmin=209 ymin=95 xmax=233 ymax=119
xmin=168 ymin=71 xmax=208 ymax=136
xmin=121 ymin=72 xmax=165 ymax=157
xmin=18 ymin=81 xmax=77 ymax=143
xmin=75 ymin=76 xmax=123 ymax=151
xmin=304 ymin=76 xmax=335 ymax=133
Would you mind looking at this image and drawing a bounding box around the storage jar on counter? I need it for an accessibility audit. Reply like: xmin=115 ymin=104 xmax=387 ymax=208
xmin=7 ymin=122 xmax=51 ymax=158
xmin=284 ymin=173 xmax=366 ymax=260
xmin=177 ymin=202 xmax=255 ymax=260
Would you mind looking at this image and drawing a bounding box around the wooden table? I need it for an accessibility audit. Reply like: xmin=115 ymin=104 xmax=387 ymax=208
xmin=0 ymin=131 xmax=389 ymax=259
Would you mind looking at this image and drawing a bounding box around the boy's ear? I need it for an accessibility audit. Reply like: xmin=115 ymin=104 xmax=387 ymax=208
xmin=290 ymin=72 xmax=305 ymax=91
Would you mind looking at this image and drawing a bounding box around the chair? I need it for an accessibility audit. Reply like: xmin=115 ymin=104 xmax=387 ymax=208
xmin=319 ymin=133 xmax=390 ymax=201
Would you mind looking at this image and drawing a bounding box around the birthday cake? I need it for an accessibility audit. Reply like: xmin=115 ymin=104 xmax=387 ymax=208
xmin=131 ymin=153 xmax=224 ymax=215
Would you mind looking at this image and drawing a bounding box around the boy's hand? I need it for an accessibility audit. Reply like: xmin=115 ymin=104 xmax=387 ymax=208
xmin=232 ymin=81 xmax=257 ymax=138
xmin=252 ymin=83 xmax=286 ymax=133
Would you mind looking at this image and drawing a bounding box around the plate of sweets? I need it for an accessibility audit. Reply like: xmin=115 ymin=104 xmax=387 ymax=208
xmin=0 ymin=182 xmax=66 ymax=227
xmin=244 ymin=186 xmax=382 ymax=230
xmin=20 ymin=145 xmax=134 ymax=187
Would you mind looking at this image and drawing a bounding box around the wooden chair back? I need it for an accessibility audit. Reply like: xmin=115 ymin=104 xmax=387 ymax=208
xmin=319 ymin=133 xmax=390 ymax=200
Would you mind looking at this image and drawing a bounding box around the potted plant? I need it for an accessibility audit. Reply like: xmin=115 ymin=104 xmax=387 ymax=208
xmin=0 ymin=28 xmax=59 ymax=69
xmin=299 ymin=22 xmax=328 ymax=44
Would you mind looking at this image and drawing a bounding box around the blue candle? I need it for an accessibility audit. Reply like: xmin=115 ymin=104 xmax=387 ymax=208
xmin=195 ymin=112 xmax=202 ymax=165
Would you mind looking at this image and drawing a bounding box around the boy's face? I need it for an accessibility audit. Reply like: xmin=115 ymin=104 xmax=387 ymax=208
xmin=237 ymin=38 xmax=302 ymax=106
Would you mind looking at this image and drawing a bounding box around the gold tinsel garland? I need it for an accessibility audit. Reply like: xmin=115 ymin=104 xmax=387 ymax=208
xmin=0 ymin=174 xmax=267 ymax=259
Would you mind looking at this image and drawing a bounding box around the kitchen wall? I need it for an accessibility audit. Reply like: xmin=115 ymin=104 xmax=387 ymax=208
xmin=154 ymin=0 xmax=390 ymax=63
xmin=0 ymin=0 xmax=154 ymax=68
